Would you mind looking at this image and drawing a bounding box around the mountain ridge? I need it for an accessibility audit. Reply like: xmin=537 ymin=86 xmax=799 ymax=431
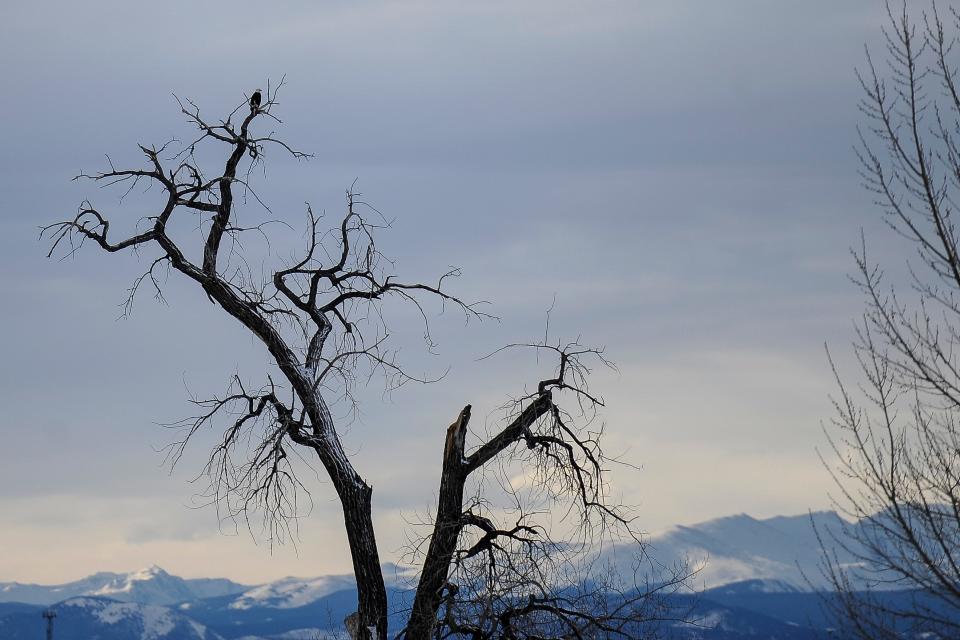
xmin=0 ymin=510 xmax=841 ymax=608
xmin=0 ymin=566 xmax=249 ymax=606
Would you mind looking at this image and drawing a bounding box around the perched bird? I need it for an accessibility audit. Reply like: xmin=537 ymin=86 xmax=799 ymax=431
xmin=249 ymin=88 xmax=262 ymax=112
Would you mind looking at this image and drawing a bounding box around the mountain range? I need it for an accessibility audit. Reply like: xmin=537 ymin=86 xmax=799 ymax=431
xmin=0 ymin=511 xmax=945 ymax=639
xmin=0 ymin=565 xmax=249 ymax=606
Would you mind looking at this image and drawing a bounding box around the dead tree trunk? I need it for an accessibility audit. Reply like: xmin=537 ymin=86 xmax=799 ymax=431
xmin=406 ymin=395 xmax=554 ymax=639
xmin=338 ymin=481 xmax=388 ymax=639
xmin=405 ymin=406 xmax=472 ymax=638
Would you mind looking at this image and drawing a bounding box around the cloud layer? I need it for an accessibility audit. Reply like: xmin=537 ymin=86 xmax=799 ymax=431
xmin=0 ymin=0 xmax=890 ymax=582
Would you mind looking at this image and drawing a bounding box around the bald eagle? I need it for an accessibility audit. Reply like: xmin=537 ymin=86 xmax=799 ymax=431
xmin=249 ymin=89 xmax=262 ymax=112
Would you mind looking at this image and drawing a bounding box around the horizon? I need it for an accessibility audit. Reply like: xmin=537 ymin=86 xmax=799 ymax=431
xmin=0 ymin=0 xmax=893 ymax=586
xmin=0 ymin=507 xmax=851 ymax=586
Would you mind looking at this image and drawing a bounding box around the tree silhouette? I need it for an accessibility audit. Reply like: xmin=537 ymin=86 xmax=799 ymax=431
xmin=822 ymin=3 xmax=960 ymax=637
xmin=44 ymin=80 xmax=687 ymax=639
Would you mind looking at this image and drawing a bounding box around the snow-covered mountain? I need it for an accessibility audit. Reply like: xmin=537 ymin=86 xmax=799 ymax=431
xmin=603 ymin=510 xmax=858 ymax=592
xmin=0 ymin=597 xmax=222 ymax=640
xmin=0 ymin=566 xmax=248 ymax=606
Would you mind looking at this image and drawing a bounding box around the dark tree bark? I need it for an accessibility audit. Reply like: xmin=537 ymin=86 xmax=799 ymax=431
xmin=405 ymin=405 xmax=474 ymax=639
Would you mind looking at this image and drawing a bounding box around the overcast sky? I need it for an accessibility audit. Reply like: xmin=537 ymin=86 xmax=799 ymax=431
xmin=0 ymin=0 xmax=899 ymax=584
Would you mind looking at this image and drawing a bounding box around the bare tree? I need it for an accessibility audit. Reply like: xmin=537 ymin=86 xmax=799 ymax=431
xmin=43 ymin=81 xmax=686 ymax=640
xmin=820 ymin=2 xmax=960 ymax=637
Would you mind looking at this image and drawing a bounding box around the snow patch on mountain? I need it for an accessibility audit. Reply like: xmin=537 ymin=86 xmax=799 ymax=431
xmin=229 ymin=575 xmax=357 ymax=610
xmin=226 ymin=563 xmax=416 ymax=611
xmin=86 ymin=600 xmax=176 ymax=638
xmin=56 ymin=597 xmax=218 ymax=640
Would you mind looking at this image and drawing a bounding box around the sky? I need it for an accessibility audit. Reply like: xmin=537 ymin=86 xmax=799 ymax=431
xmin=0 ymin=0 xmax=901 ymax=584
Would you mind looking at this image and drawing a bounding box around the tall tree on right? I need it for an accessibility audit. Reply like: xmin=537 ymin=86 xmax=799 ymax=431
xmin=822 ymin=2 xmax=960 ymax=637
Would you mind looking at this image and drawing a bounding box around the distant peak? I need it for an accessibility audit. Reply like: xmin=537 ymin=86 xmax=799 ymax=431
xmin=720 ymin=512 xmax=756 ymax=522
xmin=130 ymin=565 xmax=168 ymax=580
